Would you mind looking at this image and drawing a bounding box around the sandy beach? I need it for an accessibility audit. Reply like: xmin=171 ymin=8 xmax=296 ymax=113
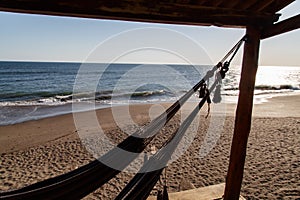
xmin=0 ymin=94 xmax=299 ymax=199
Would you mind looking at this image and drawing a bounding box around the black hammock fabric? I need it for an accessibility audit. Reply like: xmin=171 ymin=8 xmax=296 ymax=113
xmin=115 ymin=91 xmax=209 ymax=200
xmin=0 ymin=78 xmax=206 ymax=200
xmin=113 ymin=35 xmax=247 ymax=200
xmin=0 ymin=36 xmax=246 ymax=200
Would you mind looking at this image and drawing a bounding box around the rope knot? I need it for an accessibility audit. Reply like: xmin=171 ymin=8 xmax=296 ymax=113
xmin=220 ymin=61 xmax=229 ymax=79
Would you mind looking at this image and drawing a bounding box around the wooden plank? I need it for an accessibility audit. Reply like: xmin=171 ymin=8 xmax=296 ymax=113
xmin=248 ymin=0 xmax=275 ymax=12
xmin=208 ymin=0 xmax=223 ymax=7
xmin=147 ymin=183 xmax=246 ymax=200
xmin=261 ymin=14 xmax=300 ymax=39
xmin=219 ymin=0 xmax=240 ymax=8
xmin=195 ymin=0 xmax=210 ymax=6
xmin=224 ymin=26 xmax=261 ymax=200
xmin=235 ymin=0 xmax=258 ymax=10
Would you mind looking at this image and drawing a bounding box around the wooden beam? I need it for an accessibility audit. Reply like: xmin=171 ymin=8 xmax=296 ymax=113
xmin=263 ymin=0 xmax=295 ymax=13
xmin=0 ymin=0 xmax=280 ymax=27
xmin=224 ymin=26 xmax=260 ymax=200
xmin=261 ymin=14 xmax=300 ymax=39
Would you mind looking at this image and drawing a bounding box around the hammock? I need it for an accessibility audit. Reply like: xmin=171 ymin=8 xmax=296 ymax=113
xmin=0 ymin=75 xmax=206 ymax=200
xmin=0 ymin=36 xmax=246 ymax=200
xmin=115 ymin=35 xmax=247 ymax=200
xmin=115 ymin=93 xmax=210 ymax=200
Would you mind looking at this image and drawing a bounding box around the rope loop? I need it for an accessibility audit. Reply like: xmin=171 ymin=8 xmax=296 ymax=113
xmin=220 ymin=61 xmax=230 ymax=79
xmin=199 ymin=83 xmax=207 ymax=98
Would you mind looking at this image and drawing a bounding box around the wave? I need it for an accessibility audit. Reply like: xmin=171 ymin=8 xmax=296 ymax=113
xmin=0 ymin=89 xmax=178 ymax=106
xmin=255 ymin=84 xmax=299 ymax=90
xmin=1 ymin=83 xmax=298 ymax=106
xmin=93 ymin=89 xmax=173 ymax=101
xmin=131 ymin=90 xmax=168 ymax=97
xmin=224 ymin=84 xmax=299 ymax=91
xmin=0 ymin=91 xmax=73 ymax=101
xmin=0 ymin=71 xmax=62 ymax=75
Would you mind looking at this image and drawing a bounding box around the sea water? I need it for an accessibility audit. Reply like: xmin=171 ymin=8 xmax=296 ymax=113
xmin=0 ymin=61 xmax=299 ymax=125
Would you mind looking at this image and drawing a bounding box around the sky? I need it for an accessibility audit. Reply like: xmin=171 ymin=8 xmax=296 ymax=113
xmin=0 ymin=1 xmax=299 ymax=66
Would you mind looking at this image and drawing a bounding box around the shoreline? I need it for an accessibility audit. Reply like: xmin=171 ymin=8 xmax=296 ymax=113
xmin=1 ymin=92 xmax=300 ymax=126
xmin=1 ymin=93 xmax=300 ymax=154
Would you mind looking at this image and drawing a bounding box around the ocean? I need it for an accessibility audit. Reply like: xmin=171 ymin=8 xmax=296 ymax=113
xmin=0 ymin=61 xmax=299 ymax=125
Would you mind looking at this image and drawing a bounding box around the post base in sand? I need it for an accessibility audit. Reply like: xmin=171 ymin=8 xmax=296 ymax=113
xmin=147 ymin=183 xmax=246 ymax=200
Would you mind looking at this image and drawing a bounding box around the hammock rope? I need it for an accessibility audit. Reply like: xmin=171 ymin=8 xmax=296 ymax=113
xmin=114 ymin=35 xmax=247 ymax=200
xmin=0 ymin=72 xmax=207 ymax=200
xmin=0 ymin=35 xmax=246 ymax=200
xmin=115 ymin=93 xmax=210 ymax=200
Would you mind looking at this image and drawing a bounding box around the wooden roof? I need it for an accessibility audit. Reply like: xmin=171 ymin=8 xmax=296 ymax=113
xmin=0 ymin=0 xmax=296 ymax=28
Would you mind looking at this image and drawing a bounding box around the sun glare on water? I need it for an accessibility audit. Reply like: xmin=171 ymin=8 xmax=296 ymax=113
xmin=256 ymin=66 xmax=299 ymax=88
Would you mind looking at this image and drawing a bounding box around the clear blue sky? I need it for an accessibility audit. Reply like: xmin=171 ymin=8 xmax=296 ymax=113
xmin=0 ymin=1 xmax=299 ymax=66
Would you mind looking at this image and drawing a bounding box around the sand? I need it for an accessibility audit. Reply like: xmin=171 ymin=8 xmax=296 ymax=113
xmin=0 ymin=94 xmax=299 ymax=199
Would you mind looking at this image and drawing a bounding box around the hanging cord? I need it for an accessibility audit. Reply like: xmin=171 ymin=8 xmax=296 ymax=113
xmin=116 ymin=93 xmax=210 ymax=200
xmin=220 ymin=35 xmax=247 ymax=79
xmin=200 ymin=35 xmax=247 ymax=116
xmin=199 ymin=84 xmax=211 ymax=118
xmin=1 ymin=36 xmax=248 ymax=200
xmin=115 ymin=35 xmax=248 ymax=200
xmin=205 ymin=88 xmax=211 ymax=118
xmin=218 ymin=36 xmax=247 ymax=102
xmin=220 ymin=35 xmax=248 ymax=64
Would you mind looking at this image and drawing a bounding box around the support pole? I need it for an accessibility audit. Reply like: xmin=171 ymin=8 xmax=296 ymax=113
xmin=224 ymin=26 xmax=260 ymax=200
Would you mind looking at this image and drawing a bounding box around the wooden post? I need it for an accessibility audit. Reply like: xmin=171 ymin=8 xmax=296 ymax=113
xmin=224 ymin=26 xmax=260 ymax=200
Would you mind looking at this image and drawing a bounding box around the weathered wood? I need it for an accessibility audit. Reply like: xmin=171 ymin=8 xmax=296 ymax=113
xmin=208 ymin=0 xmax=223 ymax=7
xmin=196 ymin=0 xmax=210 ymax=6
xmin=249 ymin=0 xmax=275 ymax=12
xmin=224 ymin=26 xmax=261 ymax=200
xmin=0 ymin=0 xmax=284 ymax=27
xmin=219 ymin=0 xmax=240 ymax=8
xmin=261 ymin=14 xmax=300 ymax=39
xmin=236 ymin=0 xmax=258 ymax=10
xmin=263 ymin=0 xmax=295 ymax=13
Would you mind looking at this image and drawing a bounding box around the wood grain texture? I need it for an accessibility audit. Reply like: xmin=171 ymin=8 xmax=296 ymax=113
xmin=224 ymin=26 xmax=261 ymax=200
